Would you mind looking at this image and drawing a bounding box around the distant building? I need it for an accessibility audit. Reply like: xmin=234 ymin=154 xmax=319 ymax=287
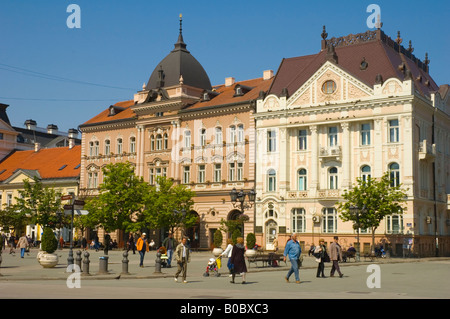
xmin=0 ymin=144 xmax=81 ymax=241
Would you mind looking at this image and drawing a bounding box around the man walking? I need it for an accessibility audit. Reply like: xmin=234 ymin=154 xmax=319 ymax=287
xmin=17 ymin=233 xmax=29 ymax=258
xmin=174 ymin=236 xmax=191 ymax=283
xmin=329 ymin=236 xmax=344 ymax=278
xmin=136 ymin=233 xmax=149 ymax=267
xmin=283 ymin=233 xmax=302 ymax=284
xmin=162 ymin=232 xmax=176 ymax=268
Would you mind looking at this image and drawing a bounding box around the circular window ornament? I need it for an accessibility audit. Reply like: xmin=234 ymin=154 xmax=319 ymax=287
xmin=322 ymin=80 xmax=336 ymax=94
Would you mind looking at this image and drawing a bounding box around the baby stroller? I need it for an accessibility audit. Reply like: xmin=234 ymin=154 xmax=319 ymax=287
xmin=158 ymin=247 xmax=169 ymax=268
xmin=203 ymin=256 xmax=222 ymax=277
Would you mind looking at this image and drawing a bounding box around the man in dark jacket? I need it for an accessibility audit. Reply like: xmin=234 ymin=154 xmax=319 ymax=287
xmin=162 ymin=233 xmax=176 ymax=268
xmin=329 ymin=236 xmax=344 ymax=278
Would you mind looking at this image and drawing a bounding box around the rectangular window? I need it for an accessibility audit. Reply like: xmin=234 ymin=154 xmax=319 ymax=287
xmin=237 ymin=163 xmax=243 ymax=181
xmin=298 ymin=129 xmax=307 ymax=150
xmin=360 ymin=123 xmax=371 ymax=146
xmin=267 ymin=130 xmax=276 ymax=152
xmin=6 ymin=193 xmax=13 ymax=207
xmin=322 ymin=208 xmax=337 ymax=233
xmin=198 ymin=165 xmax=205 ymax=183
xmin=215 ymin=127 xmax=222 ymax=145
xmin=130 ymin=137 xmax=136 ymax=153
xmin=328 ymin=127 xmax=338 ymax=147
xmin=149 ymin=168 xmax=154 ymax=185
xmin=183 ymin=166 xmax=190 ymax=184
xmin=389 ymin=119 xmax=399 ymax=143
xmin=184 ymin=131 xmax=191 ymax=148
xmin=214 ymin=164 xmax=222 ymax=182
xmin=229 ymin=163 xmax=236 ymax=181
xmin=238 ymin=125 xmax=244 ymax=143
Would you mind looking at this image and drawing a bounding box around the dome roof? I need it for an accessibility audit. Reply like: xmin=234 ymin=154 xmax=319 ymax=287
xmin=146 ymin=17 xmax=212 ymax=91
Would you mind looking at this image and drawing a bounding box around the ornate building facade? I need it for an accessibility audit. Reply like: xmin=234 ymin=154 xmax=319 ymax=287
xmin=254 ymin=28 xmax=450 ymax=256
xmin=79 ymin=19 xmax=273 ymax=249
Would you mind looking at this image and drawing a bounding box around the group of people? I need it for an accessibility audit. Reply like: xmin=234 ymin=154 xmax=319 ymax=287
xmin=284 ymin=235 xmax=344 ymax=284
xmin=1 ymin=232 xmax=34 ymax=256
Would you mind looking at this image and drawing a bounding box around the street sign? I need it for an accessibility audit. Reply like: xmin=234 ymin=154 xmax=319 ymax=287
xmin=73 ymin=200 xmax=85 ymax=206
xmin=61 ymin=195 xmax=73 ymax=200
xmin=63 ymin=204 xmax=73 ymax=210
xmin=64 ymin=209 xmax=89 ymax=216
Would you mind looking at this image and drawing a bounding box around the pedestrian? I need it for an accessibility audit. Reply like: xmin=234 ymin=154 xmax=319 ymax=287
xmin=174 ymin=236 xmax=191 ymax=283
xmin=81 ymin=237 xmax=87 ymax=250
xmin=9 ymin=234 xmax=16 ymax=254
xmin=17 ymin=233 xmax=29 ymax=258
xmin=314 ymin=238 xmax=328 ymax=278
xmin=149 ymin=239 xmax=155 ymax=251
xmin=127 ymin=233 xmax=136 ymax=254
xmin=229 ymin=237 xmax=247 ymax=284
xmin=103 ymin=232 xmax=111 ymax=255
xmin=221 ymin=239 xmax=234 ymax=276
xmin=283 ymin=233 xmax=302 ymax=284
xmin=162 ymin=232 xmax=176 ymax=268
xmin=329 ymin=236 xmax=344 ymax=278
xmin=136 ymin=233 xmax=149 ymax=267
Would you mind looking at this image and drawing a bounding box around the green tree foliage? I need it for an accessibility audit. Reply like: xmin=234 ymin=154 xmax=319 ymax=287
xmin=213 ymin=229 xmax=223 ymax=248
xmin=41 ymin=227 xmax=58 ymax=254
xmin=14 ymin=177 xmax=62 ymax=229
xmin=0 ymin=205 xmax=30 ymax=234
xmin=337 ymin=172 xmax=408 ymax=250
xmin=142 ymin=176 xmax=196 ymax=234
xmin=85 ymin=162 xmax=150 ymax=236
xmin=246 ymin=233 xmax=256 ymax=249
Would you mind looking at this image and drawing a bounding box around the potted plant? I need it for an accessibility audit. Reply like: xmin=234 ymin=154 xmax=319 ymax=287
xmin=37 ymin=227 xmax=59 ymax=268
xmin=212 ymin=229 xmax=223 ymax=256
xmin=245 ymin=233 xmax=257 ymax=257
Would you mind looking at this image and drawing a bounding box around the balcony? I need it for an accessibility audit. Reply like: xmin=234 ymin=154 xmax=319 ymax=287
xmin=319 ymin=145 xmax=341 ymax=161
xmin=418 ymin=140 xmax=436 ymax=162
xmin=317 ymin=189 xmax=340 ymax=199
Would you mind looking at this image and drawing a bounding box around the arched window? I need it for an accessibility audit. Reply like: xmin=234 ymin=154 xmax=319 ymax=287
xmin=150 ymin=135 xmax=155 ymax=151
xmin=156 ymin=134 xmax=162 ymax=150
xmin=116 ymin=138 xmax=122 ymax=154
xmin=267 ymin=169 xmax=276 ymax=192
xmin=104 ymin=139 xmax=111 ymax=155
xmin=215 ymin=127 xmax=222 ymax=145
xmin=163 ymin=133 xmax=168 ymax=149
xmin=129 ymin=137 xmax=136 ymax=153
xmin=361 ymin=165 xmax=371 ymax=182
xmin=387 ymin=214 xmax=403 ymax=234
xmin=329 ymin=167 xmax=338 ymax=189
xmin=298 ymin=169 xmax=307 ymax=191
xmin=389 ymin=163 xmax=400 ymax=187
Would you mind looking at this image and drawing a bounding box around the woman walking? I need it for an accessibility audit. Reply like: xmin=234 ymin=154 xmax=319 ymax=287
xmin=314 ymin=238 xmax=328 ymax=278
xmin=229 ymin=237 xmax=247 ymax=284
xmin=222 ymin=239 xmax=234 ymax=276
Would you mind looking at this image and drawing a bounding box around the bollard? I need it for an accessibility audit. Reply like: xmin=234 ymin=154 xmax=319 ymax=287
xmin=75 ymin=250 xmax=82 ymax=272
xmin=82 ymin=251 xmax=90 ymax=276
xmin=99 ymin=256 xmax=109 ymax=274
xmin=121 ymin=251 xmax=129 ymax=275
xmin=154 ymin=250 xmax=161 ymax=273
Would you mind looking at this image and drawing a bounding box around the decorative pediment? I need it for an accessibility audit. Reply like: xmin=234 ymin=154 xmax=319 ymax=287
xmin=288 ymin=61 xmax=373 ymax=108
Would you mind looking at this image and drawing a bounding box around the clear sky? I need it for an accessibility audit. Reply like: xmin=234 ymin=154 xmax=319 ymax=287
xmin=0 ymin=0 xmax=448 ymax=133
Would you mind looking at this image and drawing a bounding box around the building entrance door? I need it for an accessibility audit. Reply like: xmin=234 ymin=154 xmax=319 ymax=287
xmin=265 ymin=220 xmax=277 ymax=250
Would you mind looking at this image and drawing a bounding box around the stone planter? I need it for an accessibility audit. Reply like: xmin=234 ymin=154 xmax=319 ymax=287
xmin=245 ymin=249 xmax=257 ymax=257
xmin=212 ymin=248 xmax=223 ymax=257
xmin=37 ymin=252 xmax=59 ymax=268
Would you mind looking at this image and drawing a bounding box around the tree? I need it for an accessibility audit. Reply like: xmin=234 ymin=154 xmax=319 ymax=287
xmin=337 ymin=172 xmax=408 ymax=252
xmin=84 ymin=162 xmax=150 ymax=245
xmin=14 ymin=177 xmax=63 ymax=229
xmin=0 ymin=204 xmax=30 ymax=235
xmin=142 ymin=176 xmax=196 ymax=236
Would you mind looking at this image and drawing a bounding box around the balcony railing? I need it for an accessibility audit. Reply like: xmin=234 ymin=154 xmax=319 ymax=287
xmin=418 ymin=140 xmax=436 ymax=161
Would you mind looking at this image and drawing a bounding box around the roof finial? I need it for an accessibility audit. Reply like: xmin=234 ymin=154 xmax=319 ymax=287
xmin=174 ymin=13 xmax=187 ymax=51
xmin=321 ymin=25 xmax=328 ymax=40
xmin=424 ymin=52 xmax=430 ymax=65
xmin=395 ymin=31 xmax=402 ymax=45
xmin=407 ymin=40 xmax=414 ymax=53
xmin=179 ymin=13 xmax=183 ymax=36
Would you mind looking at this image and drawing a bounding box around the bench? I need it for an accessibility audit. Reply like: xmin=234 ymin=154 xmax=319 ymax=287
xmin=247 ymin=251 xmax=286 ymax=268
xmin=342 ymin=250 xmax=357 ymax=262
xmin=363 ymin=252 xmax=377 ymax=262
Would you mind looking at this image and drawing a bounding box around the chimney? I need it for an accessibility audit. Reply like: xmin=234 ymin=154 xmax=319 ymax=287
xmin=263 ymin=70 xmax=274 ymax=80
xmin=25 ymin=119 xmax=37 ymax=130
xmin=68 ymin=128 xmax=78 ymax=149
xmin=47 ymin=124 xmax=58 ymax=134
xmin=225 ymin=77 xmax=235 ymax=87
xmin=34 ymin=143 xmax=41 ymax=152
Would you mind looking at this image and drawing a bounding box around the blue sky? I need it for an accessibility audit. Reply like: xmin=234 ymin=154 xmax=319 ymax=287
xmin=0 ymin=0 xmax=448 ymax=133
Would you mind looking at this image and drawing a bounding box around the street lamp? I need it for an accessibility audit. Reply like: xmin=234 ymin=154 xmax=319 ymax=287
xmin=349 ymin=204 xmax=362 ymax=262
xmin=229 ymin=188 xmax=256 ymax=238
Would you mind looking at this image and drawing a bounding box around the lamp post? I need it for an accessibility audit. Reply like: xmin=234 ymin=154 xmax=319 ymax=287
xmin=229 ymin=188 xmax=256 ymax=238
xmin=349 ymin=204 xmax=362 ymax=262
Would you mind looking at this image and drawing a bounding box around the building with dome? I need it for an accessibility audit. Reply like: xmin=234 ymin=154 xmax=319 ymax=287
xmin=79 ymin=16 xmax=273 ymax=248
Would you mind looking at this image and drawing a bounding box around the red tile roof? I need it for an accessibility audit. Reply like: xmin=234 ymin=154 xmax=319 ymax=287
xmin=186 ymin=77 xmax=273 ymax=110
xmin=81 ymin=100 xmax=135 ymax=126
xmin=0 ymin=145 xmax=81 ymax=182
xmin=269 ymin=31 xmax=439 ymax=98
